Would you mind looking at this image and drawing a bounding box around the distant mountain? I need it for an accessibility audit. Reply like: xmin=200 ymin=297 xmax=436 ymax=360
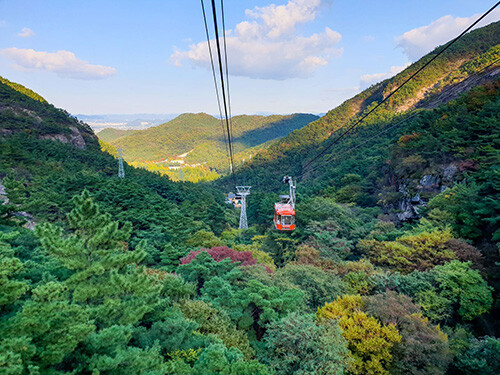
xmin=105 ymin=113 xmax=319 ymax=170
xmin=76 ymin=113 xmax=179 ymax=132
xmin=97 ymin=128 xmax=138 ymax=143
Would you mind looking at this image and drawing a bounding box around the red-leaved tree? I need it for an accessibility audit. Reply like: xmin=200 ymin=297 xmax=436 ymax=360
xmin=180 ymin=246 xmax=257 ymax=267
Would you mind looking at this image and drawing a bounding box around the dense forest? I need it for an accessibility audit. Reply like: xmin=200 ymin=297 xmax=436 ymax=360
xmin=1 ymin=21 xmax=499 ymax=375
xmin=104 ymin=113 xmax=318 ymax=169
xmin=97 ymin=128 xmax=138 ymax=143
xmin=98 ymin=112 xmax=318 ymax=182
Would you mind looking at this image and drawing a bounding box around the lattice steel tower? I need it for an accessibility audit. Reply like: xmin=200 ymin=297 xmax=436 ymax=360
xmin=117 ymin=148 xmax=125 ymax=178
xmin=236 ymin=186 xmax=251 ymax=229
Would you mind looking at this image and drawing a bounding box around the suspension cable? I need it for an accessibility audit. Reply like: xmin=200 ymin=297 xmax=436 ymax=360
xmin=209 ymin=0 xmax=236 ymax=180
xmin=301 ymin=1 xmax=500 ymax=173
xmin=300 ymin=56 xmax=500 ymax=179
xmin=220 ymin=0 xmax=234 ymax=155
xmin=301 ymin=112 xmax=420 ymax=178
xmin=200 ymin=0 xmax=230 ymax=161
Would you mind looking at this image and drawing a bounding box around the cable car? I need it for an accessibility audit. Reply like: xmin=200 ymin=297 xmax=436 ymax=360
xmin=274 ymin=176 xmax=296 ymax=231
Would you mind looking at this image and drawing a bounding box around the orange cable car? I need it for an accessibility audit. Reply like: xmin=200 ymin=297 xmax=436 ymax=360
xmin=274 ymin=176 xmax=296 ymax=231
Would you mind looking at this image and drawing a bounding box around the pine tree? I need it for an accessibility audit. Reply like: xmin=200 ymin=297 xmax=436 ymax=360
xmin=0 ymin=231 xmax=28 ymax=312
xmin=11 ymin=281 xmax=94 ymax=368
xmin=160 ymin=243 xmax=188 ymax=272
xmin=35 ymin=190 xmax=161 ymax=327
xmin=205 ymin=203 xmax=226 ymax=236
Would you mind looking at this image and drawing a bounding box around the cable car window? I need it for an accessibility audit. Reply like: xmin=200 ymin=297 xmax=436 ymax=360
xmin=282 ymin=215 xmax=292 ymax=225
xmin=276 ymin=215 xmax=281 ymax=224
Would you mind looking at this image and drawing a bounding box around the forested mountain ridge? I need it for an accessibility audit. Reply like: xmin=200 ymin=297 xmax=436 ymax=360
xmin=1 ymin=21 xmax=499 ymax=375
xmin=0 ymin=76 xmax=47 ymax=103
xmin=232 ymin=22 xmax=499 ymax=210
xmin=0 ymin=76 xmax=95 ymax=149
xmin=97 ymin=127 xmax=138 ymax=142
xmin=240 ymin=21 xmax=499 ymax=178
xmin=0 ymin=77 xmax=231 ymax=239
xmin=106 ymin=112 xmax=319 ymax=168
xmin=232 ymin=22 xmax=499 ymax=245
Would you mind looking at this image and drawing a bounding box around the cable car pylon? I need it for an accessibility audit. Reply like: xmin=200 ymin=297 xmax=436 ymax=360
xmin=117 ymin=148 xmax=125 ymax=178
xmin=236 ymin=186 xmax=251 ymax=229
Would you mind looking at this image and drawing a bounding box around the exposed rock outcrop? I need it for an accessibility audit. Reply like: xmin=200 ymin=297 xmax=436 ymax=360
xmin=39 ymin=127 xmax=87 ymax=149
xmin=0 ymin=179 xmax=8 ymax=204
xmin=393 ymin=162 xmax=459 ymax=222
xmin=69 ymin=126 xmax=86 ymax=149
xmin=0 ymin=179 xmax=36 ymax=229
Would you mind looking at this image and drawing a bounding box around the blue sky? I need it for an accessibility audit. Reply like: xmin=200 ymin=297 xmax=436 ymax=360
xmin=0 ymin=0 xmax=498 ymax=115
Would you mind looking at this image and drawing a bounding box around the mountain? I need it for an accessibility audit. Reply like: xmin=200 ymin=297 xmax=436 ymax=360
xmin=1 ymin=22 xmax=499 ymax=375
xmin=0 ymin=75 xmax=95 ymax=149
xmin=226 ymin=21 xmax=500 ymax=263
xmin=0 ymin=77 xmax=227 ymax=239
xmin=105 ymin=112 xmax=319 ymax=170
xmin=0 ymin=76 xmax=47 ymax=103
xmin=76 ymin=113 xmax=179 ymax=132
xmin=232 ymin=22 xmax=499 ymax=194
xmin=97 ymin=127 xmax=138 ymax=142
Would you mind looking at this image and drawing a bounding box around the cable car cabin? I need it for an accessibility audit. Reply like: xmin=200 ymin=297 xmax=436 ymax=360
xmin=274 ymin=202 xmax=295 ymax=231
xmin=274 ymin=176 xmax=297 ymax=231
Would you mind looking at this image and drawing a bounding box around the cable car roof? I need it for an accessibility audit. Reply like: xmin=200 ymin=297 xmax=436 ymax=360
xmin=275 ymin=202 xmax=295 ymax=215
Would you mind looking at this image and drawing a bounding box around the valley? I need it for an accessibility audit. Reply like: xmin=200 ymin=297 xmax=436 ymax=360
xmin=0 ymin=13 xmax=499 ymax=375
xmin=97 ymin=112 xmax=318 ymax=181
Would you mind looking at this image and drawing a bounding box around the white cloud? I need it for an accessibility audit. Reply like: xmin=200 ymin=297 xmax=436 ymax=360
xmin=396 ymin=9 xmax=500 ymax=61
xmin=18 ymin=27 xmax=35 ymax=38
xmin=0 ymin=48 xmax=117 ymax=80
xmin=171 ymin=0 xmax=342 ymax=80
xmin=359 ymin=64 xmax=410 ymax=89
xmin=244 ymin=0 xmax=321 ymax=38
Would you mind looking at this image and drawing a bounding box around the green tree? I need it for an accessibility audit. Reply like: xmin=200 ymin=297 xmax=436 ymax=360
xmin=133 ymin=313 xmax=208 ymax=357
xmin=160 ymin=243 xmax=189 ymax=272
xmin=83 ymin=325 xmax=168 ymax=375
xmin=178 ymin=300 xmax=254 ymax=358
xmin=205 ymin=203 xmax=227 ymax=235
xmin=427 ymin=182 xmax=498 ymax=241
xmin=264 ymin=313 xmax=349 ymax=375
xmin=160 ymin=273 xmax=196 ymax=302
xmin=35 ymin=190 xmax=161 ymax=327
xmin=176 ymin=251 xmax=240 ymax=292
xmin=202 ymin=278 xmax=303 ymax=340
xmin=455 ymin=336 xmax=500 ymax=375
xmin=274 ymin=263 xmax=346 ymax=311
xmin=10 ymin=282 xmax=94 ymax=368
xmin=304 ymin=219 xmax=353 ymax=261
xmin=431 ymin=261 xmax=493 ymax=321
xmin=396 ymin=261 xmax=493 ymax=322
xmin=0 ymin=232 xmax=28 ymax=312
xmin=193 ymin=344 xmax=269 ymax=375
xmin=186 ymin=230 xmax=224 ymax=249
